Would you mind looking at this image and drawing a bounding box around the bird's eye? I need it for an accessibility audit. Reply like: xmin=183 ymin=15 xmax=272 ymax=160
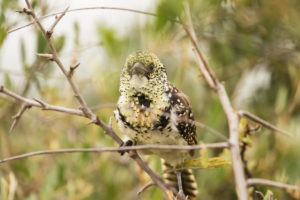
xmin=149 ymin=63 xmax=155 ymax=72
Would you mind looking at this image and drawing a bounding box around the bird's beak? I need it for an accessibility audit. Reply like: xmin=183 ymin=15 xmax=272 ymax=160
xmin=130 ymin=62 xmax=149 ymax=76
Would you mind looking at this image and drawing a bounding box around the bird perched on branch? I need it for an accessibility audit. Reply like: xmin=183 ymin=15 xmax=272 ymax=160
xmin=115 ymin=51 xmax=198 ymax=199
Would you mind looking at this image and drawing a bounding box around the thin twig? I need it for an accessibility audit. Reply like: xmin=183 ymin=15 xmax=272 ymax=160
xmin=0 ymin=143 xmax=229 ymax=164
xmin=8 ymin=7 xmax=171 ymax=34
xmin=46 ymin=6 xmax=69 ymax=38
xmin=238 ymin=110 xmax=292 ymax=137
xmin=36 ymin=53 xmax=54 ymax=60
xmin=0 ymin=85 xmax=84 ymax=116
xmin=247 ymin=178 xmax=299 ymax=191
xmin=9 ymin=103 xmax=32 ymax=133
xmin=137 ymin=181 xmax=156 ymax=195
xmin=68 ymin=63 xmax=80 ymax=78
xmin=183 ymin=3 xmax=248 ymax=200
xmin=194 ymin=121 xmax=228 ymax=141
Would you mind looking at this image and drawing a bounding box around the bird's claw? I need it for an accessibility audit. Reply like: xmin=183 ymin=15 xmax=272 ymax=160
xmin=119 ymin=139 xmax=134 ymax=156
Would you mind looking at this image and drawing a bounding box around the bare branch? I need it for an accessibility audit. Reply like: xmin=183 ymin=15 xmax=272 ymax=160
xmin=9 ymin=7 xmax=165 ymax=34
xmin=0 ymin=85 xmax=84 ymax=116
xmin=238 ymin=110 xmax=292 ymax=137
xmin=36 ymin=53 xmax=54 ymax=60
xmin=182 ymin=6 xmax=217 ymax=90
xmin=9 ymin=103 xmax=32 ymax=133
xmin=247 ymin=178 xmax=299 ymax=191
xmin=0 ymin=142 xmax=228 ymax=164
xmin=33 ymin=98 xmax=47 ymax=109
xmin=68 ymin=63 xmax=80 ymax=78
xmin=137 ymin=181 xmax=156 ymax=195
xmin=46 ymin=6 xmax=69 ymax=38
xmin=183 ymin=3 xmax=248 ymax=200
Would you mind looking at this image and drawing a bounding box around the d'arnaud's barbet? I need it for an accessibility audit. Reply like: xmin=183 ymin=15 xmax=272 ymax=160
xmin=115 ymin=51 xmax=198 ymax=199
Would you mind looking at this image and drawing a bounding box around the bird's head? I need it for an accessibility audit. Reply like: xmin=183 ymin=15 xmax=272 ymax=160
xmin=119 ymin=51 xmax=168 ymax=99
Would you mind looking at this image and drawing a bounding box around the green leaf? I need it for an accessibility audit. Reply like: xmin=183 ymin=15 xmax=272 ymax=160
xmin=4 ymin=73 xmax=13 ymax=90
xmin=54 ymin=35 xmax=65 ymax=52
xmin=183 ymin=155 xmax=231 ymax=170
xmin=74 ymin=21 xmax=80 ymax=46
xmin=37 ymin=30 xmax=47 ymax=53
xmin=98 ymin=25 xmax=128 ymax=58
xmin=0 ymin=25 xmax=7 ymax=47
xmin=20 ymin=38 xmax=26 ymax=64
xmin=155 ymin=0 xmax=184 ymax=30
xmin=56 ymin=164 xmax=66 ymax=188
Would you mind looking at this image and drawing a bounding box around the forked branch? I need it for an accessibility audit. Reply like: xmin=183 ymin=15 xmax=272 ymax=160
xmin=183 ymin=3 xmax=248 ymax=200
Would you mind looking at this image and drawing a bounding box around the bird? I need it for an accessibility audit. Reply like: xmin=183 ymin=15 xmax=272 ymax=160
xmin=114 ymin=51 xmax=198 ymax=199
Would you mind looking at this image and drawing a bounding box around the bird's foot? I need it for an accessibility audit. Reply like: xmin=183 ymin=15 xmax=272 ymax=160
xmin=119 ymin=139 xmax=134 ymax=156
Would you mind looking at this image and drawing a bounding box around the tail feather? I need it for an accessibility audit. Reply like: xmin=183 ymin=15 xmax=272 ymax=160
xmin=162 ymin=160 xmax=198 ymax=200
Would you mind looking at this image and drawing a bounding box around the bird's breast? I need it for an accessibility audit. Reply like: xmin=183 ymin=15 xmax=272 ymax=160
xmin=118 ymin=97 xmax=169 ymax=130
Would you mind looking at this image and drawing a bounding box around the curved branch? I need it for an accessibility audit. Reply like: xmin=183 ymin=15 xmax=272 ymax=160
xmin=8 ymin=7 xmax=168 ymax=34
xmin=247 ymin=178 xmax=299 ymax=191
xmin=0 ymin=142 xmax=229 ymax=164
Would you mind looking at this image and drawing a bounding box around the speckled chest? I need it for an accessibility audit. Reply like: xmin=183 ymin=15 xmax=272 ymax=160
xmin=115 ymin=90 xmax=187 ymax=145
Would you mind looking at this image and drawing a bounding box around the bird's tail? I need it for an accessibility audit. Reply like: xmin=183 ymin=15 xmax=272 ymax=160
xmin=162 ymin=160 xmax=198 ymax=200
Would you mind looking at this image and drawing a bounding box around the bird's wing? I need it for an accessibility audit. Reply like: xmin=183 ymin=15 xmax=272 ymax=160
xmin=167 ymin=82 xmax=198 ymax=146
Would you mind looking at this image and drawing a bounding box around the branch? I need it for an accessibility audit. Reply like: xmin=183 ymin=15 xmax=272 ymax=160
xmin=8 ymin=7 xmax=164 ymax=34
xmin=247 ymin=178 xmax=299 ymax=191
xmin=46 ymin=6 xmax=69 ymax=38
xmin=36 ymin=53 xmax=54 ymax=60
xmin=137 ymin=181 xmax=155 ymax=195
xmin=24 ymin=0 xmax=93 ymax=119
xmin=9 ymin=103 xmax=32 ymax=132
xmin=68 ymin=63 xmax=80 ymax=78
xmin=0 ymin=85 xmax=84 ymax=116
xmin=194 ymin=121 xmax=228 ymax=141
xmin=183 ymin=3 xmax=248 ymax=200
xmin=238 ymin=110 xmax=292 ymax=137
xmin=0 ymin=142 xmax=228 ymax=163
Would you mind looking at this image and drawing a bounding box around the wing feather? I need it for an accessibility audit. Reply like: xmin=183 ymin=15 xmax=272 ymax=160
xmin=167 ymin=82 xmax=198 ymax=146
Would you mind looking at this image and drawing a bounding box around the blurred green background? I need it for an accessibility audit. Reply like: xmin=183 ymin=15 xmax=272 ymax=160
xmin=0 ymin=0 xmax=300 ymax=199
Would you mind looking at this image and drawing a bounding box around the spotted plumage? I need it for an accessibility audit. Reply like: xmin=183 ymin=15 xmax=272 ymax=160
xmin=115 ymin=51 xmax=198 ymax=199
